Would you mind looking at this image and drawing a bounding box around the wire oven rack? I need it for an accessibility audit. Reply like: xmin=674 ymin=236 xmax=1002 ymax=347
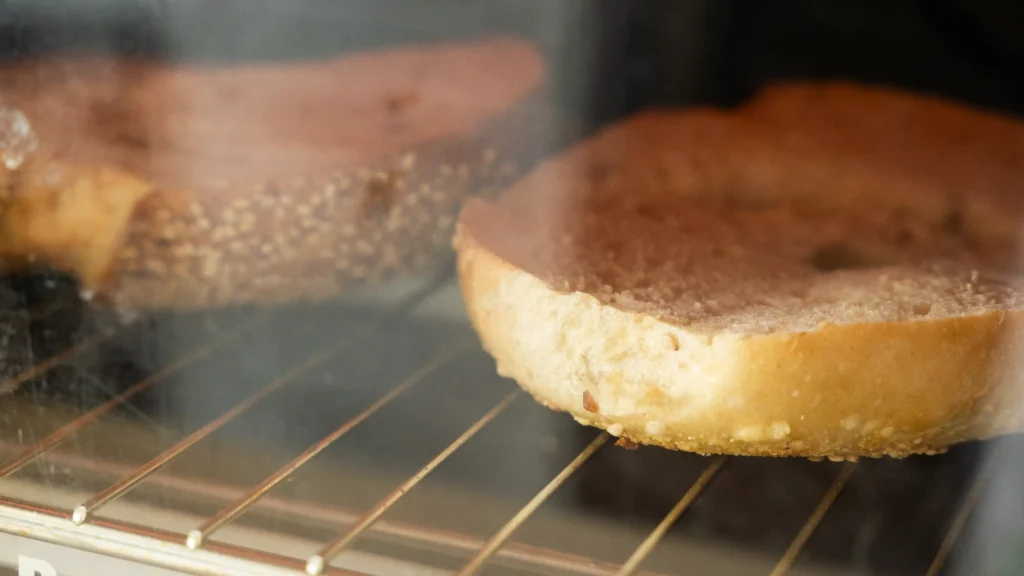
xmin=0 ymin=270 xmax=1018 ymax=576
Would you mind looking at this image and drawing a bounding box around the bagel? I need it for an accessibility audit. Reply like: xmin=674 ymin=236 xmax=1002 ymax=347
xmin=455 ymin=82 xmax=1024 ymax=459
xmin=0 ymin=38 xmax=547 ymax=309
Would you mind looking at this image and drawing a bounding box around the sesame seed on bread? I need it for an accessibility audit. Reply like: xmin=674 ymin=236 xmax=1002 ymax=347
xmin=455 ymin=82 xmax=1024 ymax=459
xmin=0 ymin=38 xmax=547 ymax=309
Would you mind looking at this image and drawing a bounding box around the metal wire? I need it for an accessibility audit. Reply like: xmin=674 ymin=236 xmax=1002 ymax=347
xmin=306 ymin=390 xmax=521 ymax=575
xmin=2 ymin=331 xmax=112 ymax=393
xmin=455 ymin=432 xmax=611 ymax=576
xmin=615 ymin=456 xmax=727 ymax=576
xmin=70 ymin=327 xmax=368 ymax=525
xmin=0 ymin=315 xmax=271 ymax=478
xmin=69 ymin=272 xmax=449 ymax=526
xmin=0 ymin=495 xmax=359 ymax=576
xmin=0 ymin=435 xmax=672 ymax=576
xmin=3 ymin=273 xmax=683 ymax=576
xmin=925 ymin=457 xmax=995 ymax=576
xmin=769 ymin=462 xmax=857 ymax=576
xmin=187 ymin=341 xmax=470 ymax=551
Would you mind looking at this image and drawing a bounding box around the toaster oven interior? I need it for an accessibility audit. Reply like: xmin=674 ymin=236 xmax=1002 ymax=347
xmin=3 ymin=1 xmax=1024 ymax=575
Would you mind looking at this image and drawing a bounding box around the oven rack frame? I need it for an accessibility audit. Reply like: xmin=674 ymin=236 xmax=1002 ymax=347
xmin=0 ymin=281 xmax=991 ymax=576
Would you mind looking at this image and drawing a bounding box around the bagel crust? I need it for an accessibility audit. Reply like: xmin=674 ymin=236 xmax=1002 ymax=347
xmin=457 ymin=234 xmax=1024 ymax=459
xmin=455 ymin=82 xmax=1024 ymax=458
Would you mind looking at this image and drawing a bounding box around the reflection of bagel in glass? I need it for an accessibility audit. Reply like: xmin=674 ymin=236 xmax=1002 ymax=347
xmin=0 ymin=38 xmax=546 ymax=310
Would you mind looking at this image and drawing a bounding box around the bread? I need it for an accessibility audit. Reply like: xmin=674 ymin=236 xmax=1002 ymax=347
xmin=0 ymin=38 xmax=547 ymax=309
xmin=455 ymin=82 xmax=1024 ymax=459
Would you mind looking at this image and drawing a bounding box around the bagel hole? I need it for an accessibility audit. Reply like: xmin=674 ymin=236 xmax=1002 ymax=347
xmin=809 ymin=242 xmax=896 ymax=272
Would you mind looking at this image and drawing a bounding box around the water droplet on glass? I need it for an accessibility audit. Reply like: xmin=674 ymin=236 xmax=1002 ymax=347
xmin=115 ymin=307 xmax=138 ymax=325
xmin=0 ymin=104 xmax=38 ymax=170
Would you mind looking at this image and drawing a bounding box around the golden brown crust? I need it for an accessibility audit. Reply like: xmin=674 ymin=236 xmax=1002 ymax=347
xmin=457 ymin=233 xmax=1024 ymax=459
xmin=0 ymin=38 xmax=547 ymax=309
xmin=455 ymin=82 xmax=1024 ymax=458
